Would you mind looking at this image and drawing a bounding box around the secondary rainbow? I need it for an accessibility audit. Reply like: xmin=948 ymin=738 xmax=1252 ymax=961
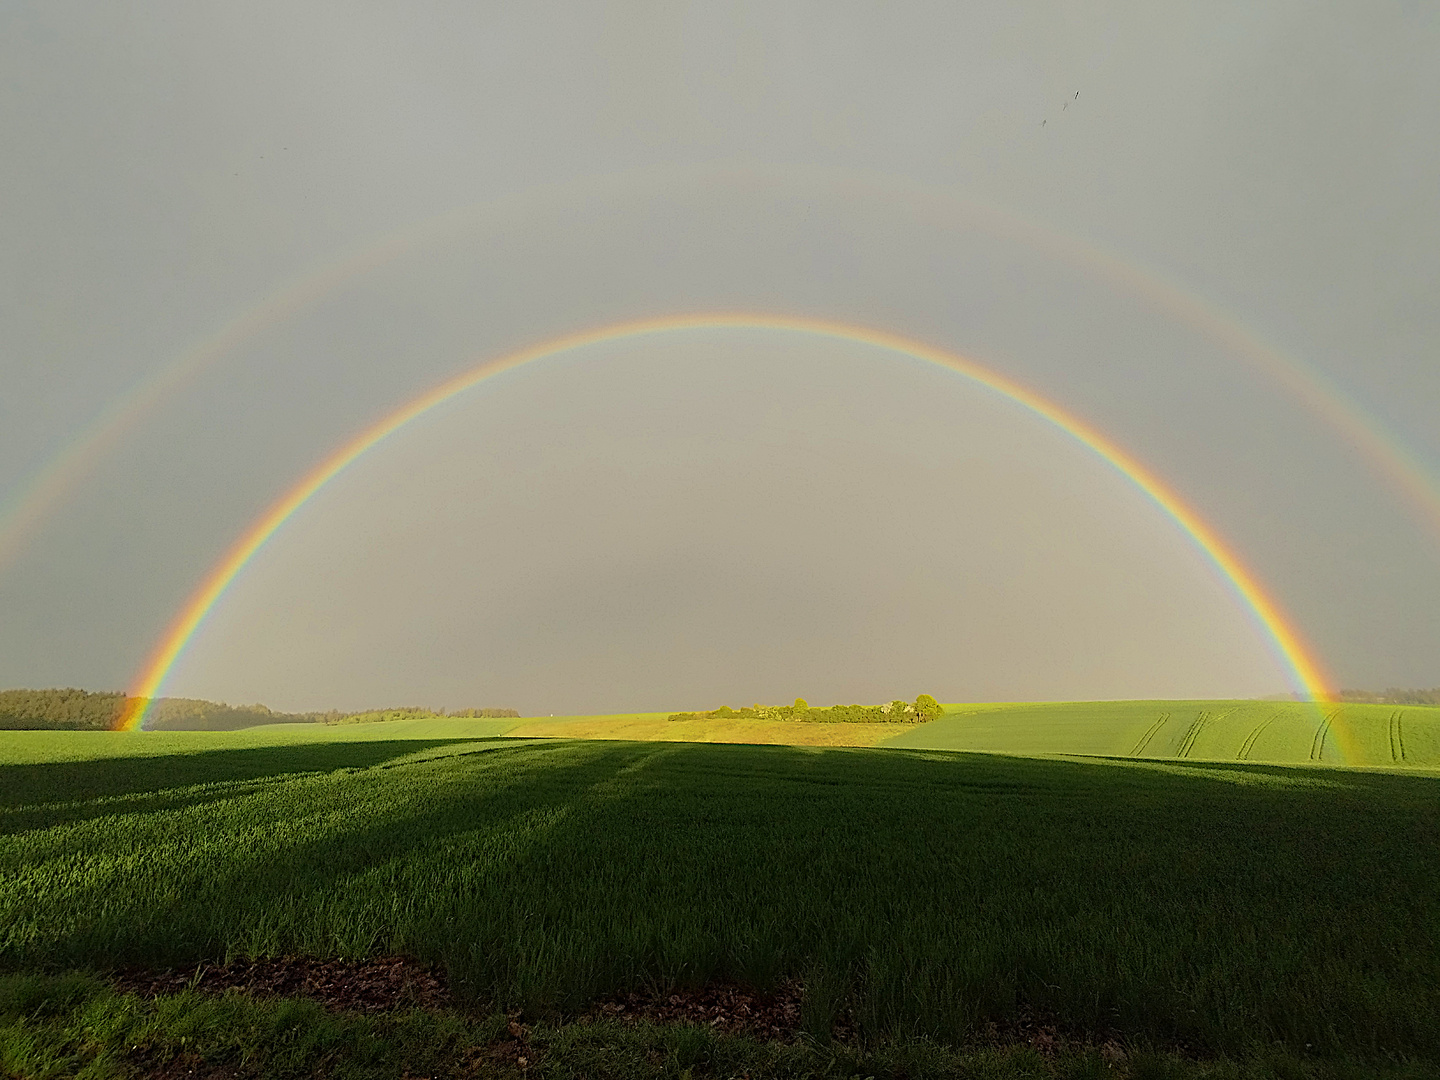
xmin=9 ymin=170 xmax=1439 ymax=583
xmin=116 ymin=313 xmax=1335 ymax=733
xmin=9 ymin=171 xmax=1440 ymax=584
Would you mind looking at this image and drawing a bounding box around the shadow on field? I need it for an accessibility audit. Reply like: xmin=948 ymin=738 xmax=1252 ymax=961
xmin=890 ymin=745 xmax=1440 ymax=790
xmin=8 ymin=738 xmax=1440 ymax=1059
xmin=8 ymin=740 xmax=638 ymax=970
xmin=0 ymin=739 xmax=480 ymax=810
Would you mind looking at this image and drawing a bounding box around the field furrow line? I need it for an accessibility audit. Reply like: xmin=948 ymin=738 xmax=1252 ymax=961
xmin=1389 ymin=711 xmax=1402 ymax=763
xmin=1238 ymin=712 xmax=1281 ymax=760
xmin=1130 ymin=712 xmax=1170 ymax=757
xmin=1176 ymin=712 xmax=1210 ymax=759
xmin=1396 ymin=711 xmax=1408 ymax=763
xmin=1310 ymin=709 xmax=1339 ymax=762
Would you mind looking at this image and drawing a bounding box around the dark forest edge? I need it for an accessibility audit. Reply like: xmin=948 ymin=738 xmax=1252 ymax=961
xmin=0 ymin=687 xmax=519 ymax=731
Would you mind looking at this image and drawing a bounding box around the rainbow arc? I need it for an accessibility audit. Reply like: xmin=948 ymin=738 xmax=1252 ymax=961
xmin=117 ymin=314 xmax=1336 ymax=744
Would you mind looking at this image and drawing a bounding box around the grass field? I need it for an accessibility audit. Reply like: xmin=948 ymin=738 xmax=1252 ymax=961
xmin=0 ymin=717 xmax=522 ymax=766
xmin=3 ymin=723 xmax=1439 ymax=1077
xmin=508 ymin=713 xmax=909 ymax=746
xmin=421 ymin=699 xmax=1440 ymax=768
xmin=884 ymin=700 xmax=1440 ymax=768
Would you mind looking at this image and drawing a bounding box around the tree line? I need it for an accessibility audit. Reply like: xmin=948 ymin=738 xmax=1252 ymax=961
xmin=316 ymin=706 xmax=520 ymax=725
xmin=668 ymin=695 xmax=945 ymax=724
xmin=0 ymin=688 xmax=519 ymax=730
xmin=1337 ymin=687 xmax=1440 ymax=706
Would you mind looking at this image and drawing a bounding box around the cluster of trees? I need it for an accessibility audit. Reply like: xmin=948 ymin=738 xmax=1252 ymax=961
xmin=0 ymin=688 xmax=128 ymax=730
xmin=0 ymin=689 xmax=319 ymax=731
xmin=668 ymin=695 xmax=945 ymax=725
xmin=1338 ymin=688 xmax=1440 ymax=706
xmin=146 ymin=697 xmax=310 ymax=731
xmin=321 ymin=706 xmax=520 ymax=725
xmin=0 ymin=689 xmax=520 ymax=730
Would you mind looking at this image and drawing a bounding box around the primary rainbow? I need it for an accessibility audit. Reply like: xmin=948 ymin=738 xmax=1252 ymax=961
xmin=116 ymin=313 xmax=1334 ymax=732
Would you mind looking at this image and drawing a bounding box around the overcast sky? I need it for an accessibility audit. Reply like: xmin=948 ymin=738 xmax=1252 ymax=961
xmin=2 ymin=1 xmax=1437 ymax=713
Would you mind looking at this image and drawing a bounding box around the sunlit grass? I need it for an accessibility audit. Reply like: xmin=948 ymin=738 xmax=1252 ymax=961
xmin=886 ymin=699 xmax=1440 ymax=767
xmin=508 ymin=714 xmax=908 ymax=745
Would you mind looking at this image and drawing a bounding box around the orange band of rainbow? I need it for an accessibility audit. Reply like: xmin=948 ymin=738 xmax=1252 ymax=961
xmin=117 ymin=313 xmax=1333 ymax=732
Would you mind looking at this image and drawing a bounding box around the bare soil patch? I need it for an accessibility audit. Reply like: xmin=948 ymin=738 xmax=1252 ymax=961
xmin=587 ymin=981 xmax=806 ymax=1040
xmin=980 ymin=1004 xmax=1129 ymax=1063
xmin=112 ymin=954 xmax=449 ymax=1013
xmin=130 ymin=1050 xmax=244 ymax=1080
xmin=110 ymin=960 xmax=1138 ymax=1061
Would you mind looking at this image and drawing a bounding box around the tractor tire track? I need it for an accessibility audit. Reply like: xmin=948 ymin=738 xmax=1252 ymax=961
xmin=1390 ymin=710 xmax=1407 ymax=763
xmin=1176 ymin=711 xmax=1212 ymax=759
xmin=1238 ymin=712 xmax=1282 ymax=761
xmin=1130 ymin=712 xmax=1170 ymax=757
xmin=1309 ymin=709 xmax=1339 ymax=762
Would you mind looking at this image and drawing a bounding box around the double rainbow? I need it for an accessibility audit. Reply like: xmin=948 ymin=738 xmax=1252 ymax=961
xmin=116 ymin=313 xmax=1333 ymax=731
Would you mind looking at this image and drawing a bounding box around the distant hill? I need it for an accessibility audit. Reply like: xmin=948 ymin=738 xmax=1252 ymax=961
xmin=0 ymin=689 xmax=519 ymax=731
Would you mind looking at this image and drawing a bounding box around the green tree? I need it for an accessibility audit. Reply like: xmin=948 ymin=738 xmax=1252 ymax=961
xmin=914 ymin=694 xmax=943 ymax=720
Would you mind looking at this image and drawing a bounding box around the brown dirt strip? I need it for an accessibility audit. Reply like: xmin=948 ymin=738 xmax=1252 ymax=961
xmin=110 ymin=959 xmax=1142 ymax=1062
xmin=112 ymin=959 xmax=804 ymax=1038
xmin=112 ymin=955 xmax=450 ymax=1013
xmin=588 ymin=981 xmax=807 ymax=1041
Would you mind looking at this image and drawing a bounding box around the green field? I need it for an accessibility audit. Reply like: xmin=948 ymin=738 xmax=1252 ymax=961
xmin=3 ymin=720 xmax=1439 ymax=1078
xmin=888 ymin=699 xmax=1440 ymax=768
xmin=0 ymin=716 xmax=522 ymax=766
xmin=507 ymin=712 xmax=911 ymax=746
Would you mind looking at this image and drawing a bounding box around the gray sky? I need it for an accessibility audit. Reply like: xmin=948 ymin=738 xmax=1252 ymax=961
xmin=2 ymin=1 xmax=1437 ymax=713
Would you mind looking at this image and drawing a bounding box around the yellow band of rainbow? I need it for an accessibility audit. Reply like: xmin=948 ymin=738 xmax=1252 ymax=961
xmin=117 ymin=313 xmax=1333 ymax=732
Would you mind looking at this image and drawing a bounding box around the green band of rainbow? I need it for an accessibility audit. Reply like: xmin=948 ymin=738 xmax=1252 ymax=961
xmin=116 ymin=313 xmax=1334 ymax=734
